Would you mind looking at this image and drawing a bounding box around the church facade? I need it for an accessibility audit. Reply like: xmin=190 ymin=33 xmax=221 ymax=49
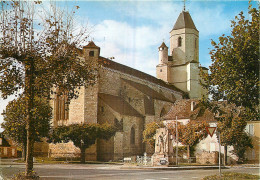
xmin=49 ymin=10 xmax=207 ymax=161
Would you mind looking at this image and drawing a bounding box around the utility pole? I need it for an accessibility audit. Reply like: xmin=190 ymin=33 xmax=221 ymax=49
xmin=176 ymin=116 xmax=178 ymax=166
xmin=218 ymin=131 xmax=222 ymax=177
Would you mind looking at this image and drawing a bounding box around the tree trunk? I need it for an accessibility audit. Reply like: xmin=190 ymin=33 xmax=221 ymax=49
xmin=80 ymin=146 xmax=86 ymax=164
xmin=187 ymin=145 xmax=190 ymax=162
xmin=224 ymin=145 xmax=227 ymax=166
xmin=25 ymin=60 xmax=35 ymax=177
xmin=22 ymin=142 xmax=27 ymax=161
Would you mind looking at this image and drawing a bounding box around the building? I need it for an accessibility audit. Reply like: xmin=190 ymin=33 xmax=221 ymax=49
xmin=156 ymin=11 xmax=208 ymax=99
xmin=0 ymin=133 xmax=17 ymax=158
xmin=49 ymin=10 xmax=207 ymax=161
xmin=244 ymin=121 xmax=260 ymax=164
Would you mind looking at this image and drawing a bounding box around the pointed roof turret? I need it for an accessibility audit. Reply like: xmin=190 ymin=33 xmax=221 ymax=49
xmin=171 ymin=11 xmax=198 ymax=31
xmin=83 ymin=41 xmax=100 ymax=49
xmin=158 ymin=42 xmax=168 ymax=49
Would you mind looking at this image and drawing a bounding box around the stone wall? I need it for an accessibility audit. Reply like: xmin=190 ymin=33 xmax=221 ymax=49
xmin=196 ymin=151 xmax=219 ymax=164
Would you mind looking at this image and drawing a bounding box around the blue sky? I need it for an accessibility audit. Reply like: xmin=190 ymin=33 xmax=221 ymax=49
xmin=64 ymin=0 xmax=256 ymax=75
xmin=0 ymin=0 xmax=258 ymax=130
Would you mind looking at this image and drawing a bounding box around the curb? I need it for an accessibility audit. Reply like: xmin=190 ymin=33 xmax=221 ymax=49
xmin=121 ymin=166 xmax=228 ymax=170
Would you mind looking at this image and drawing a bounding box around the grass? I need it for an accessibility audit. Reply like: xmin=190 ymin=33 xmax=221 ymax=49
xmin=202 ymin=172 xmax=260 ymax=180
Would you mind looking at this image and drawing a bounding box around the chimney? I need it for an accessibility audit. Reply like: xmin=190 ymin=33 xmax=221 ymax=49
xmin=191 ymin=101 xmax=195 ymax=111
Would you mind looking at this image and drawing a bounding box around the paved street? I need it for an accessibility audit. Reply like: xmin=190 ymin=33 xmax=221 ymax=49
xmin=0 ymin=159 xmax=259 ymax=180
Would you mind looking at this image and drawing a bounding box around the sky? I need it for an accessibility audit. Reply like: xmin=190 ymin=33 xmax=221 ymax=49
xmin=0 ymin=0 xmax=258 ymax=131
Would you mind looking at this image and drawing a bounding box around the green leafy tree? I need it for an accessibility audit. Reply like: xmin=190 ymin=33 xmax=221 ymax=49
xmin=200 ymin=4 xmax=258 ymax=164
xmin=50 ymin=123 xmax=116 ymax=163
xmin=2 ymin=96 xmax=51 ymax=160
xmin=217 ymin=109 xmax=253 ymax=162
xmin=168 ymin=120 xmax=209 ymax=158
xmin=0 ymin=1 xmax=96 ymax=176
xmin=199 ymin=98 xmax=253 ymax=163
xmin=200 ymin=5 xmax=259 ymax=120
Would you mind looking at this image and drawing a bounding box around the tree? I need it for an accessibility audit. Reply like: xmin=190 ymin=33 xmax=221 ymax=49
xmin=49 ymin=123 xmax=116 ymax=163
xmin=143 ymin=122 xmax=165 ymax=148
xmin=0 ymin=1 xmax=97 ymax=176
xmin=167 ymin=120 xmax=209 ymax=158
xmin=199 ymin=98 xmax=253 ymax=163
xmin=2 ymin=96 xmax=51 ymax=160
xmin=217 ymin=108 xmax=253 ymax=162
xmin=199 ymin=4 xmax=258 ymax=163
xmin=200 ymin=4 xmax=259 ymax=120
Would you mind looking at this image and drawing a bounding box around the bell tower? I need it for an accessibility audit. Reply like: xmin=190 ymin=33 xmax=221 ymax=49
xmin=169 ymin=10 xmax=199 ymax=65
xmin=156 ymin=42 xmax=170 ymax=83
xmin=156 ymin=9 xmax=208 ymax=99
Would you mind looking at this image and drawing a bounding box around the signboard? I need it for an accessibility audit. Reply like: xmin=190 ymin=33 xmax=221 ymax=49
xmin=160 ymin=158 xmax=167 ymax=165
xmin=206 ymin=127 xmax=216 ymax=137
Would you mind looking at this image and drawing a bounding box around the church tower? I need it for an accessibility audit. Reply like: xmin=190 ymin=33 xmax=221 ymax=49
xmin=169 ymin=11 xmax=199 ymax=64
xmin=156 ymin=42 xmax=170 ymax=82
xmin=156 ymin=10 xmax=208 ymax=99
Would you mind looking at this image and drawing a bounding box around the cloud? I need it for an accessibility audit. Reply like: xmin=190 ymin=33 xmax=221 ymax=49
xmin=91 ymin=19 xmax=166 ymax=76
xmin=190 ymin=4 xmax=231 ymax=38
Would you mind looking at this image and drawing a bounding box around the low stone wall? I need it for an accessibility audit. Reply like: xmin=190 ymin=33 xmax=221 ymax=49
xmin=49 ymin=142 xmax=80 ymax=159
xmin=196 ymin=151 xmax=219 ymax=164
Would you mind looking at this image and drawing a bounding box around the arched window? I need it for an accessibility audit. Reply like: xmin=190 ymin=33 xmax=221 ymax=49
xmin=195 ymin=38 xmax=197 ymax=49
xmin=89 ymin=51 xmax=94 ymax=56
xmin=130 ymin=126 xmax=135 ymax=145
xmin=56 ymin=92 xmax=69 ymax=122
xmin=178 ymin=37 xmax=182 ymax=47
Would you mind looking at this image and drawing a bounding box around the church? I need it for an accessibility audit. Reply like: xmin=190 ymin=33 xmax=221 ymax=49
xmin=48 ymin=9 xmax=208 ymax=161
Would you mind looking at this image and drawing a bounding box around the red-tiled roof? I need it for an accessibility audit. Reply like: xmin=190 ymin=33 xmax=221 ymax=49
xmin=83 ymin=41 xmax=100 ymax=49
xmin=163 ymin=99 xmax=216 ymax=122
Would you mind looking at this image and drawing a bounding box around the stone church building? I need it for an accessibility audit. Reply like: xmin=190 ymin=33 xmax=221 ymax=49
xmin=49 ymin=10 xmax=208 ymax=161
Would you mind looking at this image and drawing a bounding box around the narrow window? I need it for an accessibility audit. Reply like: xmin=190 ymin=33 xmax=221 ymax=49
xmin=178 ymin=37 xmax=182 ymax=47
xmin=130 ymin=126 xmax=135 ymax=145
xmin=89 ymin=51 xmax=94 ymax=57
xmin=195 ymin=38 xmax=197 ymax=49
xmin=160 ymin=107 xmax=166 ymax=117
xmin=160 ymin=69 xmax=162 ymax=72
xmin=56 ymin=93 xmax=69 ymax=121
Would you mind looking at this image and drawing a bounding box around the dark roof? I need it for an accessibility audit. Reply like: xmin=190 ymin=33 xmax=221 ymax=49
xmin=172 ymin=11 xmax=198 ymax=31
xmin=158 ymin=42 xmax=168 ymax=49
xmin=99 ymin=93 xmax=143 ymax=118
xmin=201 ymin=66 xmax=209 ymax=70
xmin=98 ymin=57 xmax=184 ymax=95
xmin=83 ymin=41 xmax=100 ymax=49
xmin=122 ymin=78 xmax=173 ymax=103
xmin=0 ymin=134 xmax=11 ymax=147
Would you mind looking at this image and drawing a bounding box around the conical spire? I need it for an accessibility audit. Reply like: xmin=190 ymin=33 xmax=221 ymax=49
xmin=171 ymin=11 xmax=198 ymax=31
xmin=158 ymin=42 xmax=168 ymax=49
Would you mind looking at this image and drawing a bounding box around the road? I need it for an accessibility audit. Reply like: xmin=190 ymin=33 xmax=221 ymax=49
xmin=0 ymin=159 xmax=259 ymax=180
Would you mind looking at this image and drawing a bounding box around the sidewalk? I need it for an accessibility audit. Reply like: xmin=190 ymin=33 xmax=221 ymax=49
xmin=120 ymin=163 xmax=259 ymax=171
xmin=121 ymin=164 xmax=227 ymax=170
